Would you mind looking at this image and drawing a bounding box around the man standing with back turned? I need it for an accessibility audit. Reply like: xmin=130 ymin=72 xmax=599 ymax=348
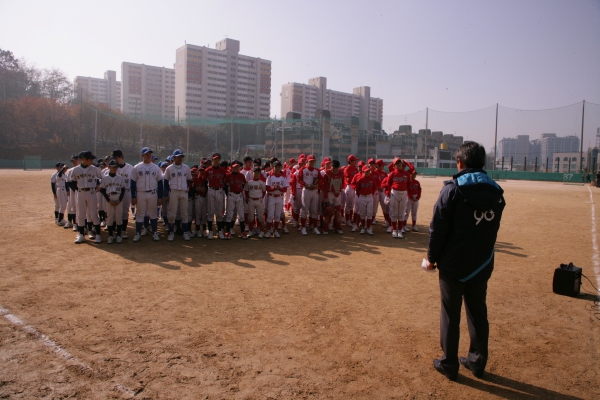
xmin=425 ymin=142 xmax=506 ymax=381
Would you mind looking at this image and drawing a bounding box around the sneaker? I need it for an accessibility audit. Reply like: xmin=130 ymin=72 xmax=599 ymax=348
xmin=72 ymin=224 xmax=78 ymax=232
xmin=107 ymin=236 xmax=114 ymax=244
xmin=351 ymin=224 xmax=358 ymax=232
xmin=248 ymin=231 xmax=254 ymax=238
xmin=168 ymin=232 xmax=175 ymax=241
xmin=301 ymin=227 xmax=307 ymax=236
xmin=230 ymin=229 xmax=235 ymax=236
xmin=224 ymin=232 xmax=231 ymax=239
xmin=254 ymin=228 xmax=260 ymax=235
xmin=297 ymin=225 xmax=302 ymax=231
xmin=74 ymin=234 xmax=85 ymax=244
xmin=366 ymin=228 xmax=374 ymax=235
xmin=258 ymin=231 xmax=264 ymax=239
xmin=392 ymin=230 xmax=398 ymax=238
xmin=57 ymin=220 xmax=66 ymax=226
xmin=372 ymin=219 xmax=377 ymax=225
xmin=291 ymin=221 xmax=298 ymax=228
xmin=403 ymin=227 xmax=410 ymax=233
xmin=218 ymin=230 xmax=225 ymax=240
xmin=133 ymin=233 xmax=141 ymax=242
xmin=397 ymin=231 xmax=404 ymax=239
xmin=183 ymin=232 xmax=190 ymax=241
xmin=274 ymin=231 xmax=281 ymax=238
xmin=322 ymin=230 xmax=328 ymax=235
xmin=412 ymin=226 xmax=419 ymax=232
xmin=244 ymin=225 xmax=249 ymax=232
xmin=207 ymin=233 xmax=213 ymax=240
xmin=141 ymin=227 xmax=148 ymax=236
xmin=121 ymin=232 xmax=128 ymax=239
xmin=152 ymin=232 xmax=160 ymax=241
xmin=384 ymin=221 xmax=390 ymax=228
xmin=116 ymin=236 xmax=122 ymax=243
xmin=203 ymin=230 xmax=209 ymax=238
xmin=63 ymin=222 xmax=72 ymax=229
xmin=88 ymin=231 xmax=96 ymax=240
xmin=387 ymin=226 xmax=393 ymax=233
xmin=55 ymin=218 xmax=58 ymax=225
xmin=313 ymin=227 xmax=321 ymax=235
xmin=94 ymin=235 xmax=101 ymax=244
xmin=264 ymin=231 xmax=271 ymax=238
xmin=282 ymin=227 xmax=290 ymax=234
xmin=100 ymin=221 xmax=106 ymax=227
xmin=337 ymin=229 xmax=344 ymax=234
xmin=360 ymin=228 xmax=366 ymax=235
xmin=241 ymin=231 xmax=248 ymax=239
xmin=346 ymin=220 xmax=352 ymax=227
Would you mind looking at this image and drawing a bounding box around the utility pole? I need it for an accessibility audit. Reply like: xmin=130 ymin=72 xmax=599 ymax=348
xmin=579 ymin=100 xmax=585 ymax=172
xmin=94 ymin=109 xmax=98 ymax=155
xmin=186 ymin=117 xmax=190 ymax=156
xmin=493 ymin=103 xmax=498 ymax=170
xmin=230 ymin=117 xmax=234 ymax=161
xmin=425 ymin=107 xmax=429 ymax=167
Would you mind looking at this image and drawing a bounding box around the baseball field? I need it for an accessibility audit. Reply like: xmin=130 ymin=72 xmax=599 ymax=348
xmin=0 ymin=169 xmax=598 ymax=399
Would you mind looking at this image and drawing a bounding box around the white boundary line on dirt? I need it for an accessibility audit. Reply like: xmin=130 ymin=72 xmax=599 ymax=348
xmin=0 ymin=305 xmax=136 ymax=398
xmin=587 ymin=187 xmax=600 ymax=292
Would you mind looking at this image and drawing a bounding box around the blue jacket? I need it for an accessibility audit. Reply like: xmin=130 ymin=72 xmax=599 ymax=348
xmin=428 ymin=168 xmax=505 ymax=282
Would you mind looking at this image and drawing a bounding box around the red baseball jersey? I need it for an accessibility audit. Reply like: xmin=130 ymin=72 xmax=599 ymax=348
xmin=344 ymin=165 xmax=359 ymax=186
xmin=355 ymin=175 xmax=377 ymax=196
xmin=323 ymin=169 xmax=346 ymax=197
xmin=202 ymin=165 xmax=226 ymax=188
xmin=224 ymin=172 xmax=247 ymax=193
xmin=298 ymin=166 xmax=320 ymax=187
xmin=407 ymin=178 xmax=422 ymax=200
xmin=386 ymin=169 xmax=411 ymax=191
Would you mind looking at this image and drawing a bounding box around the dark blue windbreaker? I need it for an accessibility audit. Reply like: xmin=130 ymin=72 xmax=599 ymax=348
xmin=428 ymin=168 xmax=506 ymax=282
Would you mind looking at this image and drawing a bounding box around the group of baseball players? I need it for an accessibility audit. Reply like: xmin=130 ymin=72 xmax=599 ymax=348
xmin=50 ymin=148 xmax=422 ymax=244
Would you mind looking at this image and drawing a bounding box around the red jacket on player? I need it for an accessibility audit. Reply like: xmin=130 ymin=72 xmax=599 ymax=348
xmin=322 ymin=169 xmax=346 ymax=197
xmin=224 ymin=172 xmax=247 ymax=193
xmin=355 ymin=174 xmax=378 ymax=196
xmin=386 ymin=169 xmax=411 ymax=192
xmin=202 ymin=165 xmax=226 ymax=188
xmin=344 ymin=165 xmax=359 ymax=186
xmin=407 ymin=178 xmax=422 ymax=200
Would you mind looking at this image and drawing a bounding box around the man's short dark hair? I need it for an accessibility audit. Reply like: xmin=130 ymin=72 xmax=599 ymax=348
xmin=455 ymin=141 xmax=486 ymax=169
xmin=332 ymin=160 xmax=340 ymax=168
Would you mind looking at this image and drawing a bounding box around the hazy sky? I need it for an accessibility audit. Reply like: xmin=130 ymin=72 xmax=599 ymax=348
xmin=1 ymin=0 xmax=599 ymax=147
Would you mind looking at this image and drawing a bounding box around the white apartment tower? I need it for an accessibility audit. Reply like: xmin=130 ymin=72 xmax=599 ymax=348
xmin=74 ymin=70 xmax=121 ymax=111
xmin=281 ymin=77 xmax=383 ymax=130
xmin=174 ymin=38 xmax=271 ymax=120
xmin=121 ymin=62 xmax=176 ymax=121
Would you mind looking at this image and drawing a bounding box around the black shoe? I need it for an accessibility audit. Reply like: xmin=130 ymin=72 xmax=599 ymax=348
xmin=460 ymin=357 xmax=483 ymax=378
xmin=433 ymin=359 xmax=457 ymax=381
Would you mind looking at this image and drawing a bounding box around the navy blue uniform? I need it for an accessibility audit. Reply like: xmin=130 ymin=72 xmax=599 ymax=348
xmin=428 ymin=168 xmax=505 ymax=378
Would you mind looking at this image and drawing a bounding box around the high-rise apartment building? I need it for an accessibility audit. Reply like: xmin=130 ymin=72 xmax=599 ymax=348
xmin=540 ymin=133 xmax=580 ymax=169
xmin=74 ymin=70 xmax=121 ymax=110
xmin=121 ymin=62 xmax=176 ymax=121
xmin=497 ymin=135 xmax=531 ymax=165
xmin=174 ymin=38 xmax=271 ymax=120
xmin=280 ymin=77 xmax=383 ymax=130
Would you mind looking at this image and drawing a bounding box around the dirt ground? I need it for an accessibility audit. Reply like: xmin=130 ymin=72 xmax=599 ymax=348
xmin=0 ymin=169 xmax=598 ymax=399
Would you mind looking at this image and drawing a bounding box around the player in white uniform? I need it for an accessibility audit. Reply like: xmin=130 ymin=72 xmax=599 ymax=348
xmin=100 ymin=159 xmax=126 ymax=243
xmin=63 ymin=155 xmax=79 ymax=230
xmin=245 ymin=168 xmax=267 ymax=238
xmin=265 ymin=161 xmax=289 ymax=238
xmin=52 ymin=163 xmax=69 ymax=226
xmin=110 ymin=150 xmax=134 ymax=239
xmin=131 ymin=147 xmax=164 ymax=242
xmin=298 ymin=155 xmax=321 ymax=235
xmin=50 ymin=164 xmax=62 ymax=224
xmin=96 ymin=160 xmax=107 ymax=227
xmin=164 ymin=149 xmax=193 ymax=242
xmin=69 ymin=151 xmax=104 ymax=244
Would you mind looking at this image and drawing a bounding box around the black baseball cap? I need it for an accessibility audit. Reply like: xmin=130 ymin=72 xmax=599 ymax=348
xmin=231 ymin=160 xmax=242 ymax=167
xmin=273 ymin=161 xmax=282 ymax=167
xmin=81 ymin=151 xmax=96 ymax=160
xmin=253 ymin=167 xmax=261 ymax=173
xmin=111 ymin=149 xmax=123 ymax=158
xmin=55 ymin=162 xmax=63 ymax=168
xmin=243 ymin=156 xmax=253 ymax=162
xmin=108 ymin=159 xmax=119 ymax=167
xmin=70 ymin=154 xmax=79 ymax=161
xmin=212 ymin=153 xmax=221 ymax=160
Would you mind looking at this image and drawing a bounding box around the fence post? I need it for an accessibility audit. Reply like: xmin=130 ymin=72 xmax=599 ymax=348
xmin=546 ymin=157 xmax=548 ymax=173
xmin=534 ymin=157 xmax=538 ymax=172
xmin=501 ymin=157 xmax=504 ymax=171
xmin=510 ymin=157 xmax=513 ymax=171
xmin=524 ymin=156 xmax=527 ymax=172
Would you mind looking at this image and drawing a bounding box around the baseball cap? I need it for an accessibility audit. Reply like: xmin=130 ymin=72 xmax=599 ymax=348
xmin=152 ymin=155 xmax=158 ymax=161
xmin=81 ymin=151 xmax=96 ymax=160
xmin=231 ymin=160 xmax=242 ymax=167
xmin=362 ymin=165 xmax=371 ymax=172
xmin=253 ymin=167 xmax=261 ymax=173
xmin=322 ymin=157 xmax=332 ymax=164
xmin=273 ymin=161 xmax=282 ymax=167
xmin=70 ymin=154 xmax=79 ymax=161
xmin=111 ymin=149 xmax=123 ymax=158
xmin=358 ymin=161 xmax=365 ymax=168
xmin=307 ymin=154 xmax=316 ymax=161
xmin=108 ymin=159 xmax=119 ymax=167
xmin=198 ymin=163 xmax=206 ymax=170
xmin=393 ymin=157 xmax=402 ymax=165
xmin=243 ymin=156 xmax=253 ymax=162
xmin=347 ymin=155 xmax=358 ymax=162
xmin=141 ymin=147 xmax=153 ymax=155
xmin=159 ymin=161 xmax=168 ymax=168
xmin=376 ymin=159 xmax=384 ymax=166
xmin=289 ymin=158 xmax=297 ymax=164
xmin=298 ymin=153 xmax=306 ymax=159
xmin=191 ymin=167 xmax=198 ymax=173
xmin=368 ymin=158 xmax=375 ymax=164
xmin=55 ymin=162 xmax=63 ymax=168
xmin=166 ymin=155 xmax=173 ymax=162
xmin=172 ymin=149 xmax=185 ymax=157
xmin=212 ymin=152 xmax=221 ymax=160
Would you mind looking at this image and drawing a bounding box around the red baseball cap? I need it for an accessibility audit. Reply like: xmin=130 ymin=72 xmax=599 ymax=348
xmin=358 ymin=161 xmax=365 ymax=168
xmin=376 ymin=159 xmax=384 ymax=166
xmin=368 ymin=158 xmax=375 ymax=164
xmin=393 ymin=157 xmax=402 ymax=165
xmin=347 ymin=154 xmax=358 ymax=162
xmin=289 ymin=158 xmax=297 ymax=164
xmin=307 ymin=154 xmax=316 ymax=161
xmin=362 ymin=165 xmax=371 ymax=172
xmin=323 ymin=157 xmax=331 ymax=163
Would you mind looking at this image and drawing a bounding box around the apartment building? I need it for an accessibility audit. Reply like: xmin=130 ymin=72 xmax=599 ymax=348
xmin=174 ymin=38 xmax=271 ymax=120
xmin=121 ymin=62 xmax=176 ymax=121
xmin=74 ymin=70 xmax=121 ymax=110
xmin=280 ymin=77 xmax=383 ymax=130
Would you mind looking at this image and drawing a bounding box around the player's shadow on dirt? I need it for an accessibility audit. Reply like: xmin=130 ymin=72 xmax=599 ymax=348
xmin=459 ymin=373 xmax=584 ymax=399
xmin=90 ymin=223 xmax=434 ymax=271
xmin=494 ymin=241 xmax=527 ymax=258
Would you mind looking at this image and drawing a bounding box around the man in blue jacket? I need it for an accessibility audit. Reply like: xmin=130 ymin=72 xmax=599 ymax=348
xmin=425 ymin=142 xmax=505 ymax=381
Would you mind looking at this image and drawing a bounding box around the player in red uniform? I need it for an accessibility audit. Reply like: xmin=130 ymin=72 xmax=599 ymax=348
xmin=224 ymin=160 xmax=247 ymax=239
xmin=343 ymin=155 xmax=359 ymax=226
xmin=371 ymin=159 xmax=389 ymax=228
xmin=385 ymin=158 xmax=411 ymax=238
xmin=355 ymin=165 xmax=378 ymax=235
xmin=405 ymin=170 xmax=422 ymax=232
xmin=202 ymin=153 xmax=227 ymax=239
xmin=298 ymin=155 xmax=321 ymax=235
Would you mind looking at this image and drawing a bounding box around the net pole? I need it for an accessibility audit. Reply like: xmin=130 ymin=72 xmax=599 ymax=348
xmin=281 ymin=117 xmax=284 ymax=161
xmin=230 ymin=117 xmax=233 ymax=161
xmin=579 ymin=100 xmax=585 ymax=172
xmin=186 ymin=118 xmax=190 ymax=156
xmin=94 ymin=109 xmax=98 ymax=155
xmin=493 ymin=103 xmax=498 ymax=170
xmin=425 ymin=107 xmax=429 ymax=168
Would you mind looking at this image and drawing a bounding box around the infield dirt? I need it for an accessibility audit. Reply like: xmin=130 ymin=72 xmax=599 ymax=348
xmin=0 ymin=170 xmax=598 ymax=399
